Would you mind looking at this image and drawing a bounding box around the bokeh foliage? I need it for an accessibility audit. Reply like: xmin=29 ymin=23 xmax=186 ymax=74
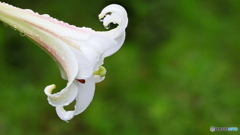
xmin=0 ymin=0 xmax=239 ymax=134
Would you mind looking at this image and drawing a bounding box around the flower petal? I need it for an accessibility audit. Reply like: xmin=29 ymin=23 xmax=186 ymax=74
xmin=55 ymin=76 xmax=95 ymax=121
xmin=35 ymin=29 xmax=80 ymax=106
xmin=0 ymin=2 xmax=80 ymax=83
xmin=56 ymin=107 xmax=75 ymax=121
xmin=44 ymin=82 xmax=78 ymax=106
xmin=98 ymin=4 xmax=128 ymax=57
xmin=0 ymin=2 xmax=86 ymax=107
xmin=78 ymin=34 xmax=116 ymax=69
xmin=68 ymin=46 xmax=93 ymax=79
xmin=74 ymin=76 xmax=95 ymax=115
xmin=64 ymin=33 xmax=117 ymax=77
xmin=94 ymin=75 xmax=105 ymax=83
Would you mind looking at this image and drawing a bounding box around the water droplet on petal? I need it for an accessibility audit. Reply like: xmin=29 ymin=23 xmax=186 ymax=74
xmin=42 ymin=14 xmax=50 ymax=17
xmin=24 ymin=9 xmax=34 ymax=13
xmin=19 ymin=32 xmax=25 ymax=37
xmin=11 ymin=25 xmax=17 ymax=30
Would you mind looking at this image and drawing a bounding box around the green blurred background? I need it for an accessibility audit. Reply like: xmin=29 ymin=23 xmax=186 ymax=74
xmin=0 ymin=0 xmax=239 ymax=134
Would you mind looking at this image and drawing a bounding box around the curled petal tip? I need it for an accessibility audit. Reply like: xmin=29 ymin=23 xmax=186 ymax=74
xmin=44 ymin=82 xmax=79 ymax=107
xmin=44 ymin=84 xmax=56 ymax=95
xmin=56 ymin=106 xmax=75 ymax=121
xmin=97 ymin=4 xmax=128 ymax=57
xmin=98 ymin=4 xmax=127 ymax=19
xmin=98 ymin=4 xmax=128 ymax=30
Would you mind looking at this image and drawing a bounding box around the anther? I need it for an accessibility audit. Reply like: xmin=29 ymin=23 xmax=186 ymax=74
xmin=77 ymin=79 xmax=86 ymax=84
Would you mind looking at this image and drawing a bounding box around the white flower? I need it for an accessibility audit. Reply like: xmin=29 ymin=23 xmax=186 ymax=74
xmin=0 ymin=2 xmax=128 ymax=121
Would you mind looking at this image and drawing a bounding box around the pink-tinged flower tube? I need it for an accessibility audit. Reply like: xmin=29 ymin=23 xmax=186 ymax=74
xmin=0 ymin=2 xmax=128 ymax=121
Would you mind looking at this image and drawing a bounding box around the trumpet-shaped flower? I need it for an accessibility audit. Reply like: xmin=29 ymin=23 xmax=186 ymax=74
xmin=0 ymin=2 xmax=128 ymax=121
